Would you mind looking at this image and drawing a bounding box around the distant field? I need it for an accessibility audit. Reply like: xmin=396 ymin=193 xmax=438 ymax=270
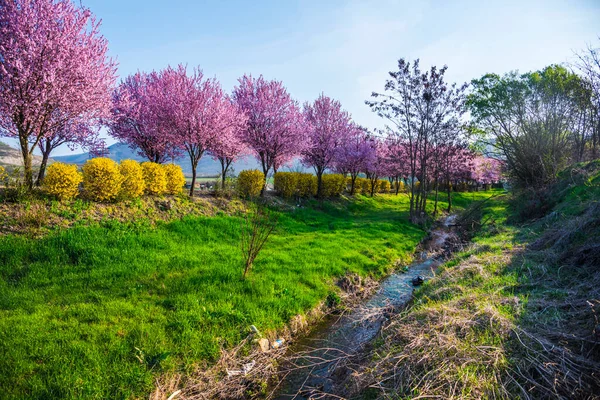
xmin=0 ymin=191 xmax=500 ymax=399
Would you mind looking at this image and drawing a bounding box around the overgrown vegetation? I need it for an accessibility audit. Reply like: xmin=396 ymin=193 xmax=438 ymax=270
xmin=347 ymin=162 xmax=600 ymax=399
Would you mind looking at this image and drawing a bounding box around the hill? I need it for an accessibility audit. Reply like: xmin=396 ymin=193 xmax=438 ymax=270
xmin=53 ymin=142 xmax=309 ymax=177
xmin=0 ymin=141 xmax=45 ymax=169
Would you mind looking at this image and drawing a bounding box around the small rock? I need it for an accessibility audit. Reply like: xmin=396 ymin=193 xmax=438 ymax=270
xmin=412 ymin=276 xmax=425 ymax=286
xmin=257 ymin=338 xmax=270 ymax=353
xmin=157 ymin=200 xmax=173 ymax=211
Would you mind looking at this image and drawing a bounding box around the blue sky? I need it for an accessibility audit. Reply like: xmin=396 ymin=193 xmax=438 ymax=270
xmin=8 ymin=0 xmax=600 ymax=155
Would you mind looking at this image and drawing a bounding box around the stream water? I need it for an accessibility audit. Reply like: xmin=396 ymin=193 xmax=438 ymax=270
xmin=272 ymin=216 xmax=457 ymax=399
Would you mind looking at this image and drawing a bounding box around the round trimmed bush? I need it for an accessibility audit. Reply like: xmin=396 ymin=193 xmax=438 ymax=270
xmin=237 ymin=170 xmax=264 ymax=198
xmin=163 ymin=164 xmax=185 ymax=195
xmin=119 ymin=160 xmax=145 ymax=199
xmin=82 ymin=158 xmax=123 ymax=202
xmin=42 ymin=162 xmax=82 ymax=201
xmin=141 ymin=162 xmax=167 ymax=195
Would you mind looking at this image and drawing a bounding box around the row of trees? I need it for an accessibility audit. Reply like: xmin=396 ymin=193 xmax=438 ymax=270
xmin=366 ymin=60 xmax=477 ymax=221
xmin=0 ymin=0 xmax=503 ymax=218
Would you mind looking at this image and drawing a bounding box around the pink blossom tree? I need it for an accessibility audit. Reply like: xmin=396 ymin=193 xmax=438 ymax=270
xmin=438 ymin=145 xmax=474 ymax=212
xmin=108 ymin=72 xmax=175 ymax=164
xmin=383 ymin=137 xmax=411 ymax=194
xmin=364 ymin=137 xmax=387 ymax=196
xmin=208 ymin=102 xmax=248 ymax=189
xmin=37 ymin=118 xmax=105 ymax=184
xmin=233 ymin=75 xmax=304 ymax=192
xmin=157 ymin=65 xmax=247 ymax=196
xmin=334 ymin=125 xmax=375 ymax=195
xmin=0 ymin=0 xmax=117 ymax=188
xmin=302 ymin=94 xmax=352 ymax=197
xmin=473 ymin=156 xmax=503 ymax=186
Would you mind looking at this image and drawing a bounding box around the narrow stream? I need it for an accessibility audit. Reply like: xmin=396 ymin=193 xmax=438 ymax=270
xmin=272 ymin=216 xmax=457 ymax=399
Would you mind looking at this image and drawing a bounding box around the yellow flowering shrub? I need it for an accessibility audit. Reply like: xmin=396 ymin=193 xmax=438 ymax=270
xmin=274 ymin=172 xmax=299 ymax=198
xmin=163 ymin=164 xmax=185 ymax=195
xmin=119 ymin=160 xmax=145 ymax=199
xmin=379 ymin=179 xmax=391 ymax=193
xmin=82 ymin=158 xmax=124 ymax=202
xmin=237 ymin=169 xmax=265 ymax=198
xmin=321 ymin=174 xmax=346 ymax=197
xmin=141 ymin=162 xmax=167 ymax=195
xmin=42 ymin=162 xmax=82 ymax=201
xmin=297 ymin=173 xmax=317 ymax=198
xmin=0 ymin=166 xmax=7 ymax=187
xmin=394 ymin=180 xmax=406 ymax=193
xmin=356 ymin=177 xmax=370 ymax=195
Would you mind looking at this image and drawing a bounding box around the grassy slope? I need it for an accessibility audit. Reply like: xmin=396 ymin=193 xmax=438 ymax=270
xmin=0 ymin=192 xmax=493 ymax=399
xmin=353 ymin=164 xmax=600 ymax=399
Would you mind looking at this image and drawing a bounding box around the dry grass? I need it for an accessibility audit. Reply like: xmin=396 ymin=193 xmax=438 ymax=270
xmin=339 ymin=246 xmax=520 ymax=400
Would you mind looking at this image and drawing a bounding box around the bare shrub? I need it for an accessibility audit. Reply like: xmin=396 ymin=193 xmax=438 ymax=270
xmin=240 ymin=205 xmax=278 ymax=278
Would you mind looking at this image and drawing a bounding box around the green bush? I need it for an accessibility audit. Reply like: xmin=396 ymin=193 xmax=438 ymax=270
xmin=42 ymin=162 xmax=82 ymax=201
xmin=163 ymin=164 xmax=185 ymax=195
xmin=142 ymin=162 xmax=167 ymax=195
xmin=321 ymin=174 xmax=346 ymax=197
xmin=297 ymin=173 xmax=317 ymax=198
xmin=237 ymin=170 xmax=264 ymax=198
xmin=274 ymin=172 xmax=299 ymax=198
xmin=82 ymin=158 xmax=124 ymax=202
xmin=119 ymin=160 xmax=145 ymax=199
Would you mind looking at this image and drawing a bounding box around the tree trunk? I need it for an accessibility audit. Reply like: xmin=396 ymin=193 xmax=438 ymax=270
xmin=316 ymin=169 xmax=324 ymax=198
xmin=189 ymin=159 xmax=199 ymax=197
xmin=260 ymin=155 xmax=269 ymax=196
xmin=243 ymin=260 xmax=252 ymax=279
xmin=19 ymin=137 xmax=34 ymax=190
xmin=447 ymin=179 xmax=452 ymax=213
xmin=350 ymin=174 xmax=357 ymax=195
xmin=433 ymin=178 xmax=439 ymax=215
xmin=35 ymin=142 xmax=53 ymax=186
xmin=221 ymin=161 xmax=226 ymax=190
xmin=219 ymin=158 xmax=229 ymax=189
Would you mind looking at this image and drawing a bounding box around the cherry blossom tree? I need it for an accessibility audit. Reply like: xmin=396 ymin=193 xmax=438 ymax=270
xmin=0 ymin=0 xmax=117 ymax=188
xmin=473 ymin=156 xmax=503 ymax=186
xmin=208 ymin=103 xmax=248 ymax=189
xmin=156 ymin=65 xmax=249 ymax=196
xmin=383 ymin=137 xmax=411 ymax=195
xmin=438 ymin=145 xmax=474 ymax=212
xmin=364 ymin=137 xmax=387 ymax=197
xmin=334 ymin=125 xmax=375 ymax=195
xmin=37 ymin=118 xmax=105 ymax=184
xmin=233 ymin=75 xmax=304 ymax=192
xmin=302 ymin=94 xmax=352 ymax=197
xmin=108 ymin=72 xmax=175 ymax=164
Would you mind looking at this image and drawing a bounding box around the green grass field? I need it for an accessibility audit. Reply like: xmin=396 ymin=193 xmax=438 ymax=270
xmin=0 ymin=191 xmax=498 ymax=399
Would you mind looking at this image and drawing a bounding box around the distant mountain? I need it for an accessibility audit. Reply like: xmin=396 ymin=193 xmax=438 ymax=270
xmin=0 ymin=141 xmax=45 ymax=169
xmin=53 ymin=142 xmax=309 ymax=177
